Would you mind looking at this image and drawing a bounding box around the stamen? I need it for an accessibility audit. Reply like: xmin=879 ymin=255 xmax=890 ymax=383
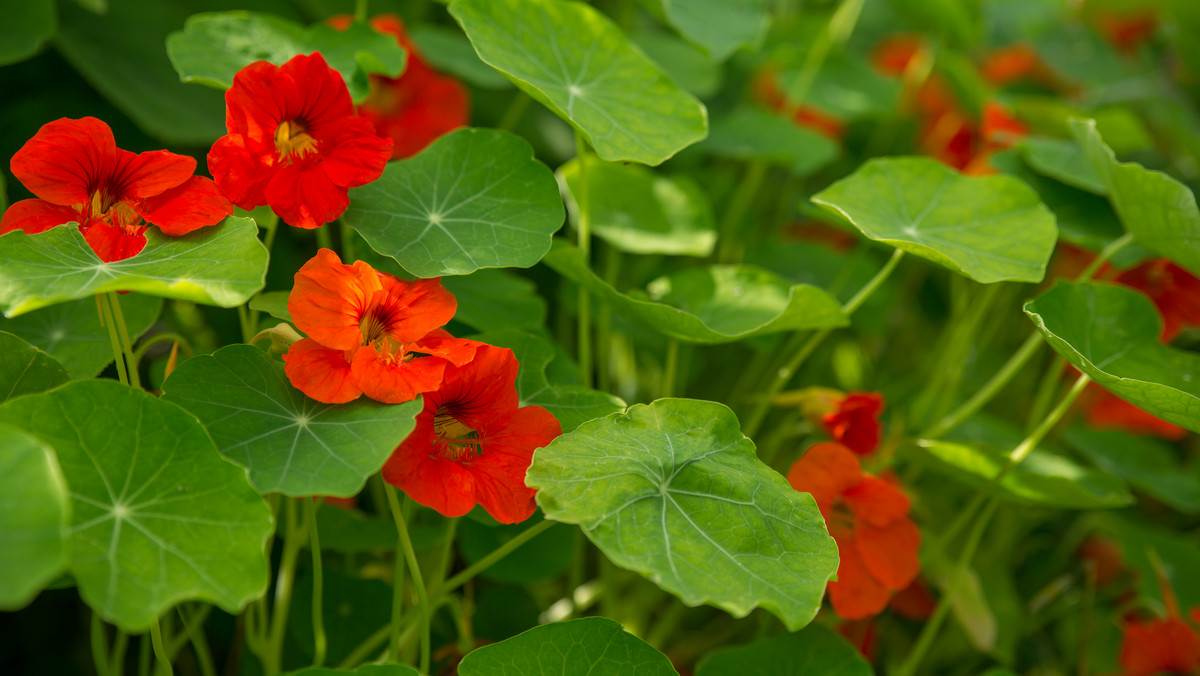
xmin=275 ymin=120 xmax=319 ymax=161
xmin=433 ymin=410 xmax=482 ymax=461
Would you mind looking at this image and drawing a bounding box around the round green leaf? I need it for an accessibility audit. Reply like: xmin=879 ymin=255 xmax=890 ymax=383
xmin=1025 ymin=281 xmax=1200 ymax=434
xmin=161 ymin=345 xmax=422 ymax=497
xmin=558 ymin=159 xmax=716 ymax=256
xmin=0 ymin=425 xmax=70 ymax=610
xmin=1017 ymin=136 xmax=1106 ymax=196
xmin=632 ymin=30 xmax=721 ymax=98
xmin=527 ymin=398 xmax=839 ymax=630
xmin=543 ymin=242 xmax=848 ymax=344
xmin=0 ymin=380 xmax=273 ymax=631
xmin=0 ymin=218 xmax=267 ymax=317
xmin=1072 ymin=118 xmax=1200 ymax=277
xmin=702 ymin=107 xmax=839 ymax=177
xmin=449 ymin=0 xmax=708 ymax=166
xmin=458 ymin=617 xmax=678 ymax=676
xmin=0 ymin=0 xmax=55 ymax=66
xmin=0 ymin=294 xmax=162 ymax=378
xmin=1065 ymin=426 xmax=1200 ymax=514
xmin=345 ymin=128 xmax=564 ymax=277
xmin=443 ymin=269 xmax=548 ymax=332
xmin=695 ymin=624 xmax=872 ymax=676
xmin=0 ymin=331 xmax=69 ymax=404
xmin=645 ymin=0 xmax=768 ymax=62
xmin=812 ymin=157 xmax=1058 ymax=283
xmin=914 ymin=439 xmax=1134 ymax=509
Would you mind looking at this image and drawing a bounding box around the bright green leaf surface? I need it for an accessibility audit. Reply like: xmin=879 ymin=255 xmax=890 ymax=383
xmin=443 ymin=270 xmax=548 ymax=332
xmin=345 ymin=128 xmax=564 ymax=277
xmin=559 ymin=159 xmax=716 ymax=256
xmin=0 ymin=0 xmax=55 ymax=66
xmin=1072 ymin=118 xmax=1200 ymax=276
xmin=695 ymin=624 xmax=872 ymax=676
xmin=915 ymin=438 xmax=1133 ymax=509
xmin=458 ymin=617 xmax=679 ymax=675
xmin=0 ymin=425 xmax=69 ymax=610
xmin=812 ymin=157 xmax=1058 ymax=283
xmin=0 ymin=294 xmax=162 ymax=378
xmin=702 ymin=107 xmax=839 ymax=177
xmin=543 ymin=242 xmax=847 ymax=344
xmin=1018 ymin=137 xmax=1106 ymax=196
xmin=1025 ymin=281 xmax=1200 ymax=434
xmin=283 ymin=665 xmax=420 ymax=676
xmin=449 ymin=0 xmax=708 ymax=165
xmin=647 ymin=0 xmax=768 ymax=62
xmin=527 ymin=399 xmax=839 ymax=630
xmin=0 ymin=331 xmax=69 ymax=404
xmin=0 ymin=380 xmax=273 ymax=631
xmin=1065 ymin=426 xmax=1200 ymax=514
xmin=0 ymin=218 xmax=267 ymax=317
xmin=167 ymin=12 xmax=407 ymax=102
xmin=161 ymin=345 xmax=421 ymax=497
xmin=409 ymin=23 xmax=513 ymax=90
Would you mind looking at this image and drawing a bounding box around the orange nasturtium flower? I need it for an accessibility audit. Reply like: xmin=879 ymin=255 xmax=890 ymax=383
xmin=328 ymin=14 xmax=470 ymax=159
xmin=207 ymin=52 xmax=393 ymax=229
xmin=788 ymin=442 xmax=921 ymax=619
xmin=1 ymin=117 xmax=233 ymax=262
xmin=283 ymin=249 xmax=477 ymax=404
xmin=1118 ymin=564 xmax=1200 ymax=676
xmin=383 ymin=344 xmax=562 ymax=524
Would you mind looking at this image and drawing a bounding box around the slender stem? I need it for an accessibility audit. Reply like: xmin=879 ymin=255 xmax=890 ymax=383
xmin=662 ymin=339 xmax=679 ymax=399
xmin=387 ymin=508 xmax=407 ymax=662
xmin=781 ymin=0 xmax=865 ymax=115
xmin=1011 ymin=373 xmax=1089 ymax=464
xmin=923 ymin=331 xmax=1044 ymax=439
xmin=912 ymin=282 xmax=1001 ymax=428
xmin=354 ymin=0 xmax=368 ymax=22
xmin=1025 ymin=357 xmax=1068 ymax=433
xmin=92 ymin=612 xmax=112 ymax=676
xmin=574 ymin=132 xmax=594 ymax=388
xmin=138 ymin=632 xmax=151 ymax=676
xmin=107 ymin=292 xmax=141 ymax=389
xmin=176 ymin=606 xmax=216 ymax=676
xmin=131 ymin=333 xmax=192 ymax=367
xmin=596 ymin=245 xmax=619 ymax=394
xmin=386 ymin=487 xmax=430 ymax=675
xmin=1077 ymin=233 xmax=1134 ymax=281
xmin=315 ymin=224 xmax=335 ymax=253
xmin=435 ymin=520 xmax=558 ymax=597
xmin=151 ymin=619 xmax=173 ymax=676
xmin=338 ymin=619 xmax=419 ymax=670
xmin=110 ymin=628 xmax=129 ymax=676
xmin=306 ymin=499 xmax=328 ymax=667
xmin=715 ymin=160 xmax=767 ymax=264
xmin=264 ymin=499 xmax=305 ymax=675
xmin=96 ymin=294 xmax=129 ymax=386
xmin=497 ymin=92 xmax=531 ymax=132
xmin=432 ymin=517 xmax=460 ymax=591
xmin=742 ymin=249 xmax=904 ymax=438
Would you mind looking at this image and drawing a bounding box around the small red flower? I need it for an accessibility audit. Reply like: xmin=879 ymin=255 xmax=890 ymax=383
xmin=207 ymin=52 xmax=393 ymax=229
xmin=283 ymin=249 xmax=476 ymax=404
xmin=822 ymin=392 xmax=885 ymax=457
xmin=1118 ymin=566 xmax=1200 ymax=676
xmin=787 ymin=442 xmax=921 ymax=620
xmin=1084 ymin=385 xmax=1189 ymax=442
xmin=382 ymin=344 xmax=561 ymax=524
xmin=329 ymin=15 xmax=470 ymax=160
xmin=1114 ymin=258 xmax=1200 ymax=342
xmin=2 ymin=117 xmax=232 ymax=262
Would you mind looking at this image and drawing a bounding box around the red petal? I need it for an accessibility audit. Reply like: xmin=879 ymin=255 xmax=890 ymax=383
xmin=823 ymin=392 xmax=884 ymax=457
xmin=856 ymin=517 xmax=921 ymax=591
xmin=206 ymin=133 xmax=276 ymax=210
xmin=282 ymin=338 xmax=361 ymax=404
xmin=138 ymin=176 xmax=234 ymax=235
xmin=81 ymin=221 xmax=146 ymax=262
xmin=289 ymin=248 xmax=383 ymax=350
xmin=319 ymin=116 xmax=392 ymax=188
xmin=786 ymin=442 xmax=862 ymax=517
xmin=462 ymin=406 xmax=560 ymax=524
xmin=414 ymin=331 xmax=482 ymax=367
xmin=382 ymin=419 xmax=479 ymax=518
xmin=10 ymin=117 xmax=117 ymax=206
xmin=828 ymin=533 xmax=893 ymax=620
xmin=352 ymin=348 xmax=447 ymax=404
xmin=224 ymin=60 xmax=299 ymax=141
xmin=1119 ymin=617 xmax=1200 ymax=676
xmin=265 ymin=162 xmax=349 ymax=229
xmin=1 ymin=200 xmax=81 ymax=235
xmin=362 ymin=73 xmax=469 ymax=160
xmin=425 ymin=343 xmax=519 ymax=431
xmin=115 ymin=149 xmax=196 ymax=201
xmin=280 ymin=53 xmax=354 ymax=133
xmin=843 ymin=475 xmax=912 ymax=528
xmin=371 ymin=277 xmax=460 ymax=344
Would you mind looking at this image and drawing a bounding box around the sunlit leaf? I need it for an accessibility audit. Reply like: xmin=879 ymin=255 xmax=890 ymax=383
xmin=458 ymin=617 xmax=678 ymax=675
xmin=345 ymin=128 xmax=564 ymax=277
xmin=695 ymin=624 xmax=872 ymax=676
xmin=813 ymin=157 xmax=1058 ymax=283
xmin=161 ymin=345 xmax=421 ymax=497
xmin=644 ymin=0 xmax=768 ymax=62
xmin=0 ymin=380 xmax=273 ymax=631
xmin=0 ymin=425 xmax=69 ymax=610
xmin=0 ymin=218 xmax=267 ymax=317
xmin=702 ymin=107 xmax=839 ymax=177
xmin=449 ymin=0 xmax=708 ymax=165
xmin=0 ymin=331 xmax=69 ymax=404
xmin=527 ymin=398 xmax=839 ymax=630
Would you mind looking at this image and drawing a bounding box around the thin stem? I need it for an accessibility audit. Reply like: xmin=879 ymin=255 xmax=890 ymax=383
xmin=307 ymin=499 xmax=328 ymax=667
xmin=912 ymin=282 xmax=1001 ymax=428
xmin=107 ymin=292 xmax=141 ymax=389
xmin=1025 ymin=357 xmax=1068 ymax=433
xmin=176 ymin=606 xmax=216 ymax=676
xmin=497 ymin=92 xmax=531 ymax=132
xmin=1011 ymin=372 xmax=1089 ymax=464
xmin=1077 ymin=233 xmax=1134 ymax=282
xmin=662 ymin=339 xmax=680 ymax=399
xmin=151 ymin=619 xmax=173 ymax=676
xmin=435 ymin=519 xmax=557 ymax=597
xmin=596 ymin=245 xmax=619 ymax=394
xmin=92 ymin=612 xmax=112 ymax=676
xmin=264 ymin=499 xmax=305 ymax=675
xmin=386 ymin=487 xmax=430 ymax=675
xmin=96 ymin=294 xmax=129 ymax=386
xmin=432 ymin=517 xmax=460 ymax=591
xmin=337 ymin=618 xmax=419 ymax=670
xmin=138 ymin=632 xmax=151 ymax=676
xmin=742 ymin=249 xmax=904 ymax=438
xmin=315 ymin=224 xmax=335 ymax=253
xmin=131 ymin=333 xmax=192 ymax=367
xmin=923 ymin=331 xmax=1044 ymax=439
xmin=574 ymin=132 xmax=594 ymax=388
xmin=110 ymin=628 xmax=130 ymax=676
xmin=715 ymin=160 xmax=767 ymax=264
xmin=387 ymin=514 xmax=407 ymax=662
xmin=354 ymin=0 xmax=368 ymax=23
xmin=781 ymin=0 xmax=865 ymax=115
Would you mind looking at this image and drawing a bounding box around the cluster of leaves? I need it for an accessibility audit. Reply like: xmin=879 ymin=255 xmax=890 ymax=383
xmin=3 ymin=0 xmax=1200 ymax=676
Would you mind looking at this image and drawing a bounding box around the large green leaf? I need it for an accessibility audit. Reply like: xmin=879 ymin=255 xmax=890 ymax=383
xmin=695 ymin=624 xmax=872 ymax=676
xmin=449 ymin=0 xmax=708 ymax=165
xmin=166 ymin=12 xmax=407 ymax=102
xmin=0 ymin=425 xmax=70 ymax=610
xmin=645 ymin=0 xmax=768 ymax=62
xmin=161 ymin=345 xmax=421 ymax=497
xmin=345 ymin=128 xmax=564 ymax=277
xmin=0 ymin=294 xmax=163 ymax=378
xmin=812 ymin=157 xmax=1058 ymax=283
xmin=558 ymin=159 xmax=716 ymax=256
xmin=0 ymin=380 xmax=273 ymax=631
xmin=0 ymin=331 xmax=69 ymax=404
xmin=1025 ymin=281 xmax=1200 ymax=434
xmin=0 ymin=0 xmax=55 ymax=65
xmin=443 ymin=269 xmax=547 ymax=332
xmin=543 ymin=241 xmax=847 ymax=344
xmin=1017 ymin=137 xmax=1106 ymax=196
xmin=527 ymin=398 xmax=839 ymax=630
xmin=1065 ymin=426 xmax=1200 ymax=514
xmin=914 ymin=438 xmax=1134 ymax=509
xmin=458 ymin=617 xmax=678 ymax=676
xmin=0 ymin=218 xmax=267 ymax=317
xmin=632 ymin=30 xmax=721 ymax=98
xmin=702 ymin=107 xmax=839 ymax=177
xmin=1072 ymin=118 xmax=1200 ymax=276
xmin=408 ymin=23 xmax=512 ymax=90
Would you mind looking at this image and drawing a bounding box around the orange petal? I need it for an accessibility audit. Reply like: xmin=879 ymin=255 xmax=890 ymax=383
xmin=843 ymin=474 xmax=911 ymax=527
xmin=283 ymin=337 xmax=361 ymax=404
xmin=1119 ymin=617 xmax=1200 ymax=676
xmin=786 ymin=442 xmax=862 ymax=517
xmin=828 ymin=533 xmax=893 ymax=620
xmin=289 ymin=249 xmax=383 ymax=351
xmin=856 ymin=517 xmax=921 ymax=591
xmin=351 ymin=348 xmax=447 ymax=404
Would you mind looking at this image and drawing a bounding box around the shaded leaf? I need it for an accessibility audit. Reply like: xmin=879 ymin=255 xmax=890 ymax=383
xmin=1018 ymin=136 xmax=1106 ymax=196
xmin=695 ymin=624 xmax=872 ymax=676
xmin=458 ymin=617 xmax=678 ymax=676
xmin=0 ymin=331 xmax=69 ymax=404
xmin=0 ymin=425 xmax=69 ymax=609
xmin=645 ymin=0 xmax=768 ymax=62
xmin=458 ymin=513 xmax=572 ymax=583
xmin=702 ymin=107 xmax=838 ymax=177
xmin=1065 ymin=426 xmax=1200 ymax=514
xmin=283 ymin=666 xmax=420 ymax=676
xmin=443 ymin=269 xmax=547 ymax=332
xmin=632 ymin=30 xmax=722 ymax=98
xmin=0 ymin=0 xmax=55 ymax=66
xmin=409 ymin=23 xmax=512 ymax=90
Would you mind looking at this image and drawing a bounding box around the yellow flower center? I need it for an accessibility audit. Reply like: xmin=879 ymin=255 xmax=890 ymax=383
xmin=433 ymin=410 xmax=481 ymax=461
xmin=274 ymin=120 xmax=319 ymax=161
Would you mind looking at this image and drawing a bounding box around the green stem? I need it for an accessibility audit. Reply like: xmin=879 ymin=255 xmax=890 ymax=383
xmin=433 ymin=517 xmax=460 ymax=591
xmin=1011 ymin=373 xmax=1089 ymax=464
xmin=575 ymin=132 xmax=594 ymax=388
xmin=338 ymin=618 xmax=419 ymax=669
xmin=912 ymin=282 xmax=1001 ymax=428
xmin=264 ymin=499 xmax=305 ymax=675
xmin=1025 ymin=357 xmax=1068 ymax=433
xmin=596 ymin=245 xmax=619 ymax=394
xmin=110 ymin=628 xmax=130 ymax=676
xmin=96 ymin=294 xmax=129 ymax=386
xmin=497 ymin=92 xmax=531 ymax=132
xmin=92 ymin=612 xmax=112 ymax=676
xmin=107 ymin=292 xmax=141 ymax=389
xmin=662 ymin=339 xmax=680 ymax=399
xmin=742 ymin=249 xmax=904 ymax=438
xmin=131 ymin=333 xmax=192 ymax=368
xmin=151 ymin=619 xmax=173 ymax=676
xmin=387 ymin=509 xmax=407 ymax=663
xmin=782 ymin=0 xmax=865 ymax=114
xmin=176 ymin=606 xmax=216 ymax=676
xmin=1077 ymin=233 xmax=1134 ymax=281
xmin=138 ymin=632 xmax=151 ymax=676
xmin=355 ymin=0 xmax=368 ymax=22
xmin=923 ymin=331 xmax=1044 ymax=439
xmin=316 ymin=224 xmax=335 ymax=253
xmin=307 ymin=500 xmax=328 ymax=667
xmin=387 ymin=487 xmax=430 ymax=675
xmin=715 ymin=160 xmax=767 ymax=264
xmin=435 ymin=519 xmax=557 ymax=597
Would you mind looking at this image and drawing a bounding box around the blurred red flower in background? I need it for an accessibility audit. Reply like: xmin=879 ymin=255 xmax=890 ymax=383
xmin=1114 ymin=259 xmax=1200 ymax=342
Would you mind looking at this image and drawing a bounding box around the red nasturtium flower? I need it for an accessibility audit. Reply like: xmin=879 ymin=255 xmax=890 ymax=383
xmin=788 ymin=442 xmax=921 ymax=619
xmin=328 ymin=14 xmax=470 ymax=159
xmin=749 ymin=66 xmax=846 ymax=140
xmin=1084 ymin=385 xmax=1189 ymax=442
xmin=382 ymin=344 xmax=561 ymax=524
xmin=1114 ymin=258 xmax=1200 ymax=342
xmin=822 ymin=392 xmax=886 ymax=456
xmin=1 ymin=117 xmax=233 ymax=262
xmin=207 ymin=52 xmax=393 ymax=229
xmin=1118 ymin=565 xmax=1200 ymax=676
xmin=283 ymin=249 xmax=476 ymax=404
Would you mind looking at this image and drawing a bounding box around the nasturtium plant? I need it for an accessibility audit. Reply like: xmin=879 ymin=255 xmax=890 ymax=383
xmin=695 ymin=624 xmax=872 ymax=676
xmin=0 ymin=331 xmax=69 ymax=404
xmin=702 ymin=107 xmax=839 ymax=176
xmin=645 ymin=0 xmax=769 ymax=62
xmin=0 ymin=425 xmax=70 ymax=610
xmin=458 ymin=617 xmax=678 ymax=675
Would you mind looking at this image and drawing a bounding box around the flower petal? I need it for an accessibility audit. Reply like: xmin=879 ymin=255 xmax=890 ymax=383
xmin=10 ymin=117 xmax=117 ymax=206
xmin=207 ymin=133 xmax=276 ymax=210
xmin=1119 ymin=617 xmax=1200 ymax=676
xmin=318 ymin=115 xmax=392 ymax=188
xmin=81 ymin=221 xmax=147 ymax=262
xmin=282 ymin=337 xmax=361 ymax=404
xmin=225 ymin=60 xmax=298 ymax=141
xmin=383 ymin=418 xmax=480 ymax=518
xmin=138 ymin=176 xmax=234 ymax=235
xmin=370 ymin=278 xmax=460 ymax=345
xmin=468 ymin=405 xmax=562 ymax=523
xmin=115 ymin=149 xmax=196 ymax=201
xmin=828 ymin=533 xmax=893 ymax=620
xmin=1 ymin=199 xmax=81 ymax=235
xmin=842 ymin=474 xmax=911 ymax=528
xmin=352 ymin=348 xmax=447 ymax=404
xmin=280 ymin=52 xmax=354 ymax=134
xmin=856 ymin=517 xmax=921 ymax=591
xmin=822 ymin=392 xmax=884 ymax=457
xmin=786 ymin=442 xmax=862 ymax=517
xmin=289 ymin=249 xmax=383 ymax=350
xmin=265 ymin=162 xmax=349 ymax=229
